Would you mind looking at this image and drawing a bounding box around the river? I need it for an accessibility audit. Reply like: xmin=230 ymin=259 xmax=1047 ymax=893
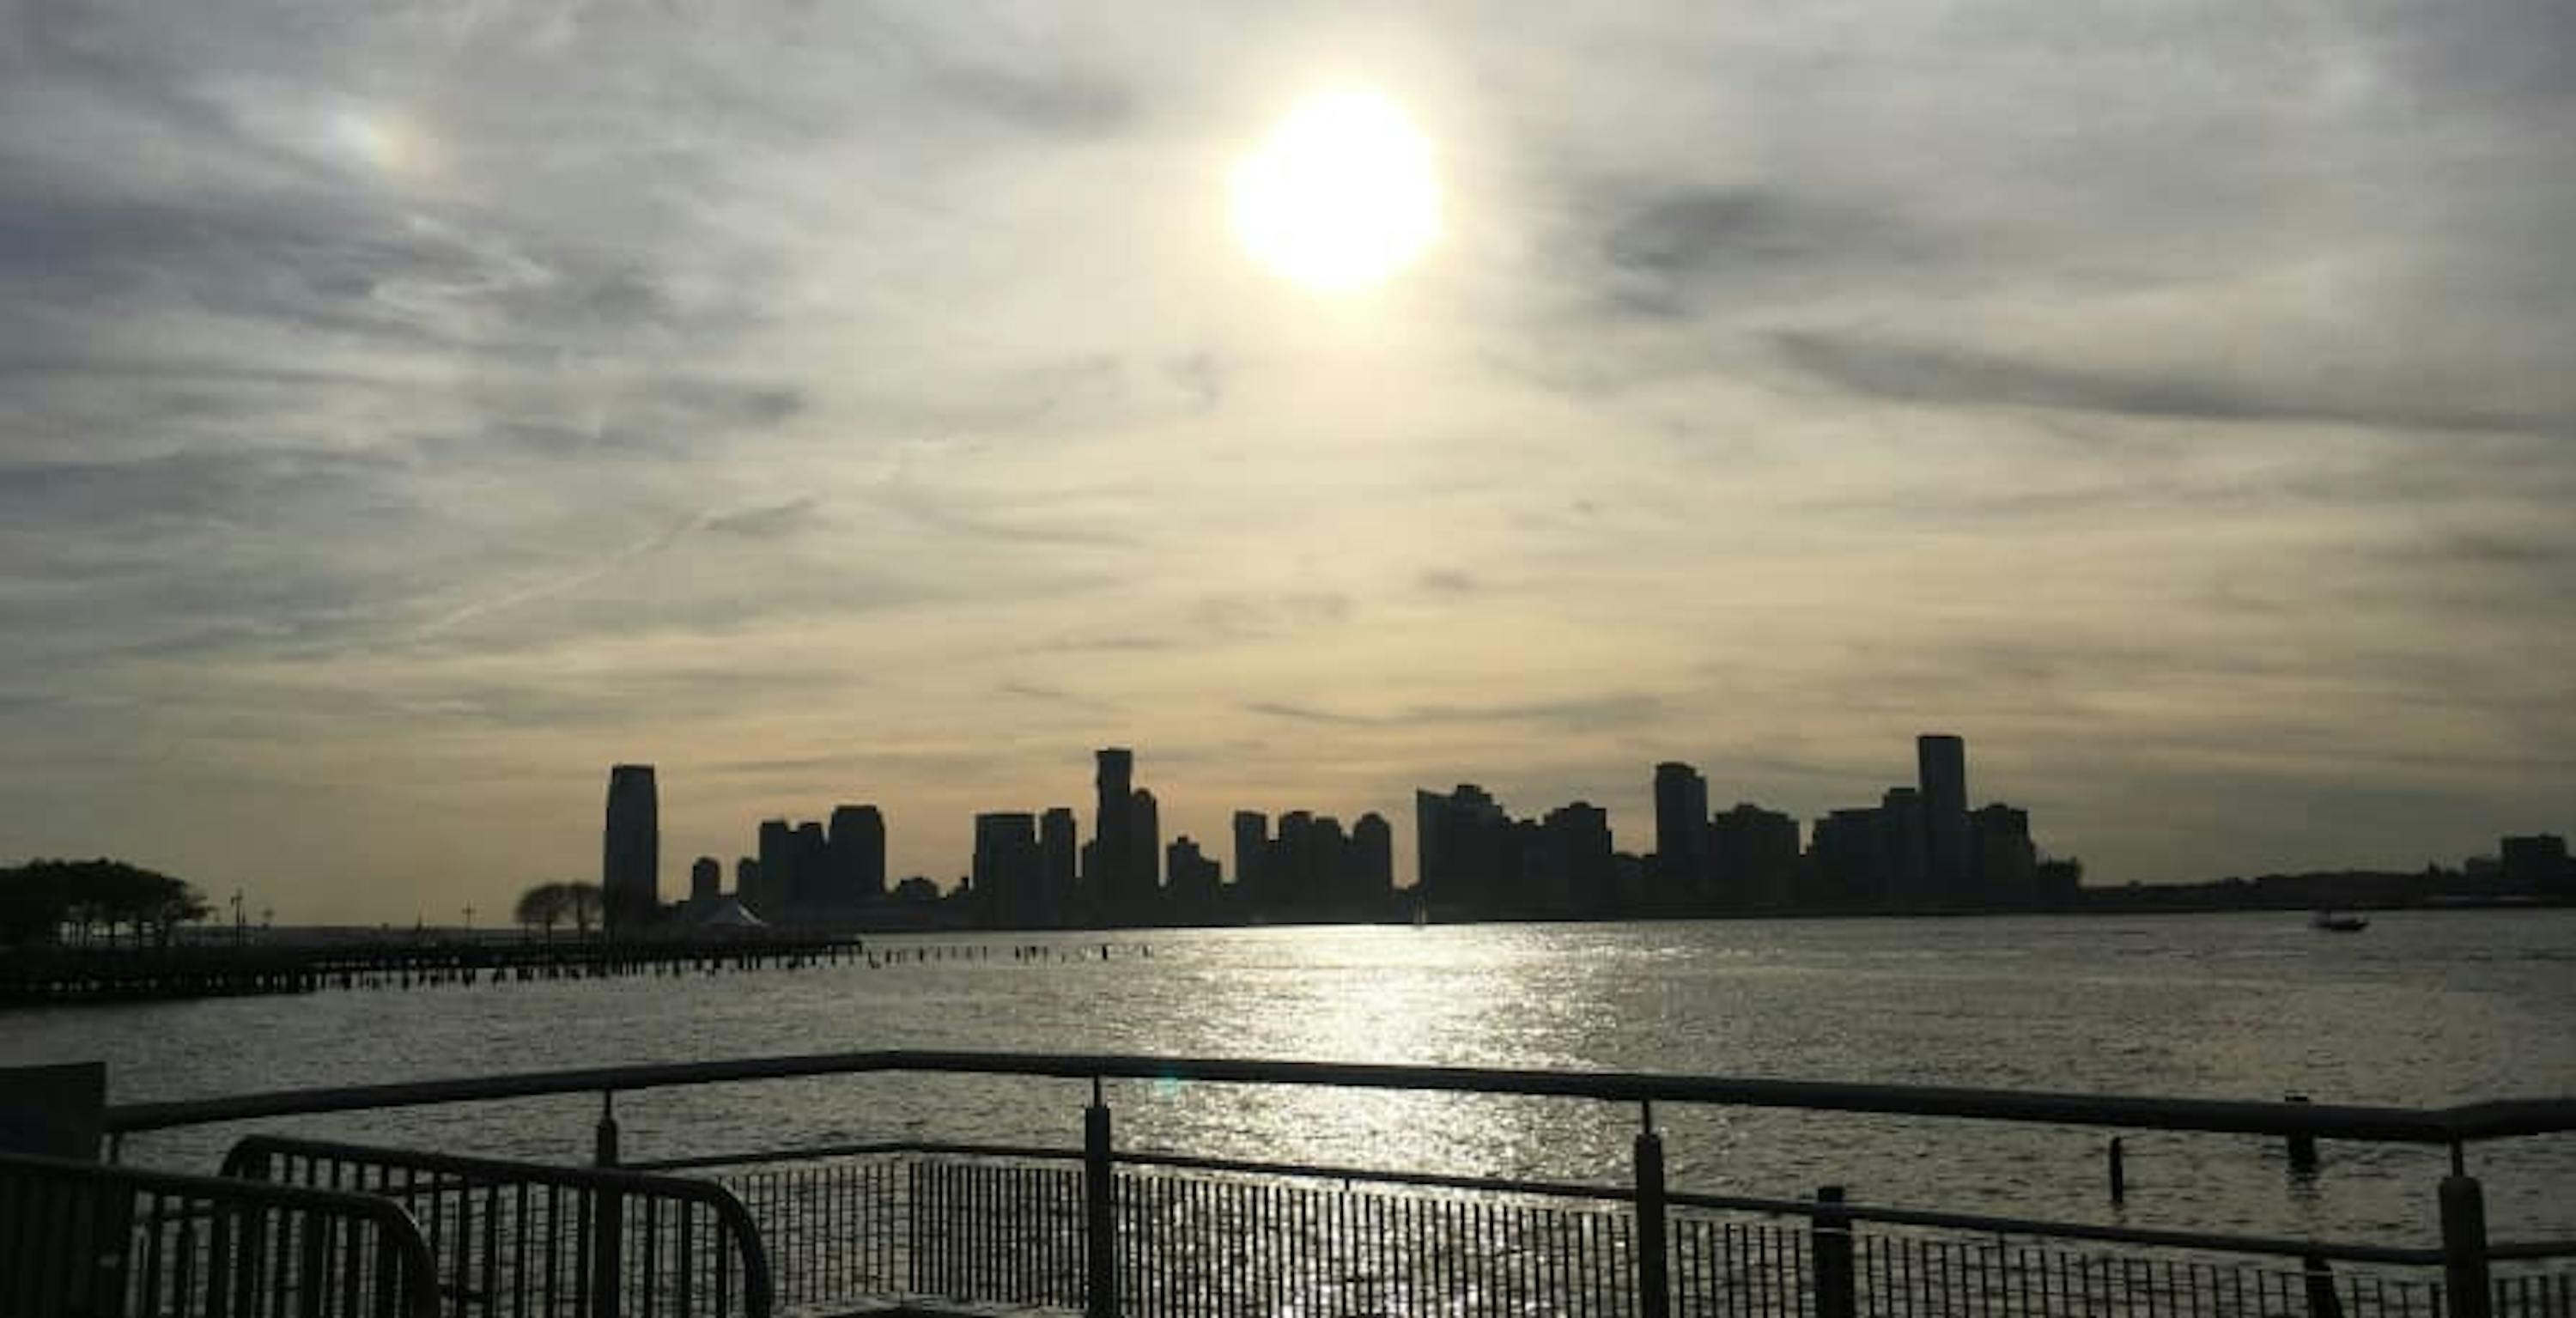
xmin=5 ymin=910 xmax=2570 ymax=1246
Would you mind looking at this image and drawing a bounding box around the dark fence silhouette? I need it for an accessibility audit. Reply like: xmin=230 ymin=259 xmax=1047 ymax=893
xmin=221 ymin=1135 xmax=774 ymax=1318
xmin=665 ymin=1144 xmax=2487 ymax=1318
xmin=0 ymin=1148 xmax=438 ymax=1318
xmin=95 ymin=1049 xmax=2576 ymax=1318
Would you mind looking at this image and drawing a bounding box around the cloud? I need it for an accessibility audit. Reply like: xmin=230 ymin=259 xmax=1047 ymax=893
xmin=704 ymin=497 xmax=822 ymax=538
xmin=0 ymin=0 xmax=2570 ymax=914
xmin=1772 ymin=332 xmax=2569 ymax=435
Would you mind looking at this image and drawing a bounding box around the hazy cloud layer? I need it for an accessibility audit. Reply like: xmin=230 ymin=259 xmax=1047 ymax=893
xmin=1 ymin=0 xmax=2570 ymax=918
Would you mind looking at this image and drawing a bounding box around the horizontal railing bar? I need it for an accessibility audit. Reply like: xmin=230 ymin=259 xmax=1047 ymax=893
xmin=101 ymin=1048 xmax=2576 ymax=1143
xmin=223 ymin=1134 xmax=762 ymax=1213
xmin=2489 ymin=1239 xmax=2576 ymax=1261
xmin=628 ymin=1139 xmax=1073 ymax=1172
xmin=634 ymin=1134 xmax=2469 ymax=1266
xmin=1667 ymin=1189 xmax=2445 ymax=1266
xmin=1123 ymin=1147 xmax=1627 ymax=1202
xmin=637 ymin=1138 xmax=1623 ymax=1201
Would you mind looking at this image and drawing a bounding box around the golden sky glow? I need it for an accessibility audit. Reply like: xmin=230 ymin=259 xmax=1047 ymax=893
xmin=1 ymin=3 xmax=2570 ymax=920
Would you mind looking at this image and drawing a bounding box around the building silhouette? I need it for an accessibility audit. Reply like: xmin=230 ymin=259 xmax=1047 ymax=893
xmin=793 ymin=823 xmax=827 ymax=911
xmin=1810 ymin=806 xmax=1885 ymax=909
xmin=1652 ymin=762 xmax=1710 ymax=908
xmin=1918 ymin=734 xmax=1970 ymax=897
xmin=1710 ymin=803 xmax=1800 ymax=909
xmin=1093 ymin=749 xmax=1139 ymax=912
xmin=1417 ymin=785 xmax=1509 ymax=912
xmin=1971 ymin=803 xmax=2037 ymax=904
xmin=1233 ymin=811 xmax=1270 ymax=906
xmin=973 ymin=812 xmax=1042 ymax=926
xmin=1350 ymin=812 xmax=1394 ymax=900
xmin=689 ymin=855 xmax=720 ymax=906
xmin=2500 ymin=835 xmax=2572 ymax=893
xmin=825 ymin=805 xmax=887 ymax=907
xmin=1165 ymin=836 xmax=1221 ymax=910
xmin=753 ymin=819 xmax=793 ymax=918
xmin=1537 ymin=802 xmax=1614 ymax=915
xmin=626 ymin=727 xmax=2068 ymax=932
xmin=1131 ymin=787 xmax=1162 ymax=900
xmin=1878 ymin=787 xmax=1929 ymax=907
xmin=1040 ymin=807 xmax=1078 ymax=922
xmin=602 ymin=764 xmax=659 ymax=929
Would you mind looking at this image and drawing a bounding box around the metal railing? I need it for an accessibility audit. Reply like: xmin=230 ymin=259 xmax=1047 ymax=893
xmin=222 ymin=1134 xmax=775 ymax=1318
xmin=1 ymin=1148 xmax=439 ymax=1318
xmin=636 ymin=1139 xmax=2507 ymax=1318
xmin=94 ymin=1049 xmax=2576 ymax=1318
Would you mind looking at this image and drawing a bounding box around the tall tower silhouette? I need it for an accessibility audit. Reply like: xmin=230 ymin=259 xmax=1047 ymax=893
xmin=1917 ymin=734 xmax=1969 ymax=900
xmin=602 ymin=764 xmax=659 ymax=931
xmin=1094 ymin=748 xmax=1135 ymax=910
xmin=1652 ymin=762 xmax=1710 ymax=907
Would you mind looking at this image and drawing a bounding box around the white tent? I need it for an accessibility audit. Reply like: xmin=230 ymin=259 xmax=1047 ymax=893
xmin=693 ymin=897 xmax=766 ymax=928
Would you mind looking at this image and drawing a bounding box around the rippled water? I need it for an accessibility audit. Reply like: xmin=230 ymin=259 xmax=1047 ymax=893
xmin=7 ymin=911 xmax=2571 ymax=1246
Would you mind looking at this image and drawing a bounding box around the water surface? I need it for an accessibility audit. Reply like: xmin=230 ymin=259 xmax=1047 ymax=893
xmin=8 ymin=911 xmax=2569 ymax=1244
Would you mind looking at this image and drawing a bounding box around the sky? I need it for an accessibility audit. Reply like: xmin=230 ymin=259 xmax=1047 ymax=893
xmin=3 ymin=1 xmax=2572 ymax=922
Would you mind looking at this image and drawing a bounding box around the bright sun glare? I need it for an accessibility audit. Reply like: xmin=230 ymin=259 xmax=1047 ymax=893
xmin=1232 ymin=90 xmax=1441 ymax=295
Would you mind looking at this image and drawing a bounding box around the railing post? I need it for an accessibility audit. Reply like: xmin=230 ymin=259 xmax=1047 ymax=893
xmin=1084 ymin=1079 xmax=1116 ymax=1318
xmin=593 ymin=1091 xmax=622 ymax=1318
xmin=2439 ymin=1169 xmax=2492 ymax=1318
xmin=1812 ymin=1185 xmax=1856 ymax=1318
xmin=1633 ymin=1104 xmax=1671 ymax=1318
xmin=2286 ymin=1095 xmax=2319 ymax=1172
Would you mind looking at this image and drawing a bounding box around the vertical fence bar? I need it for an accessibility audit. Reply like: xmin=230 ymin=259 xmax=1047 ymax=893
xmin=2438 ymin=1171 xmax=2491 ymax=1318
xmin=593 ymin=1092 xmax=623 ymax=1318
xmin=1637 ymin=1105 xmax=1672 ymax=1318
xmin=1814 ymin=1187 xmax=1855 ymax=1318
xmin=1084 ymin=1082 xmax=1117 ymax=1318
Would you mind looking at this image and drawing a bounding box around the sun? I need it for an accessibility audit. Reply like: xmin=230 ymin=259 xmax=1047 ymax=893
xmin=1232 ymin=89 xmax=1441 ymax=295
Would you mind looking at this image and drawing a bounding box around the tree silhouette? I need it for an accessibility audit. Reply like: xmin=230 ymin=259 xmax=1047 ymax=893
xmin=515 ymin=882 xmax=570 ymax=938
xmin=0 ymin=859 xmax=213 ymax=949
xmin=513 ymin=881 xmax=603 ymax=939
xmin=566 ymin=882 xmax=603 ymax=935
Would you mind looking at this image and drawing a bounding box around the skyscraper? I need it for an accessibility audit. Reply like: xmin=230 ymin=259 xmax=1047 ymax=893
xmin=826 ymin=805 xmax=887 ymax=907
xmin=1652 ymin=762 xmax=1711 ymax=908
xmin=754 ymin=818 xmax=793 ymax=918
xmin=1878 ymin=787 xmax=1929 ymax=908
xmin=1917 ymin=734 xmax=1969 ymax=899
xmin=793 ymin=821 xmax=828 ymax=913
xmin=602 ymin=764 xmax=659 ymax=931
xmin=1970 ymin=803 xmax=2037 ymax=906
xmin=1040 ymin=807 xmax=1078 ymax=920
xmin=1415 ymin=785 xmax=1510 ymax=914
xmin=689 ymin=855 xmax=720 ymax=905
xmin=973 ymin=812 xmax=1042 ymax=926
xmin=1130 ymin=787 xmax=1162 ymax=898
xmin=1350 ymin=813 xmax=1394 ymax=900
xmin=1540 ymin=801 xmax=1614 ymax=914
xmin=1279 ymin=811 xmax=1321 ymax=907
xmin=1094 ymin=748 xmax=1134 ymax=908
xmin=1709 ymin=803 xmax=1800 ymax=910
xmin=1164 ymin=836 xmax=1221 ymax=908
xmin=1233 ymin=811 xmax=1269 ymax=904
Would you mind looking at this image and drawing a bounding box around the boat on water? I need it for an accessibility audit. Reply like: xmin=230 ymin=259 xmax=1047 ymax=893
xmin=2312 ymin=909 xmax=2370 ymax=932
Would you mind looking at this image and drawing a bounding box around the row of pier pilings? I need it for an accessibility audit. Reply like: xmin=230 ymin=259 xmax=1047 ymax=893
xmin=0 ymin=936 xmax=1160 ymax=1005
